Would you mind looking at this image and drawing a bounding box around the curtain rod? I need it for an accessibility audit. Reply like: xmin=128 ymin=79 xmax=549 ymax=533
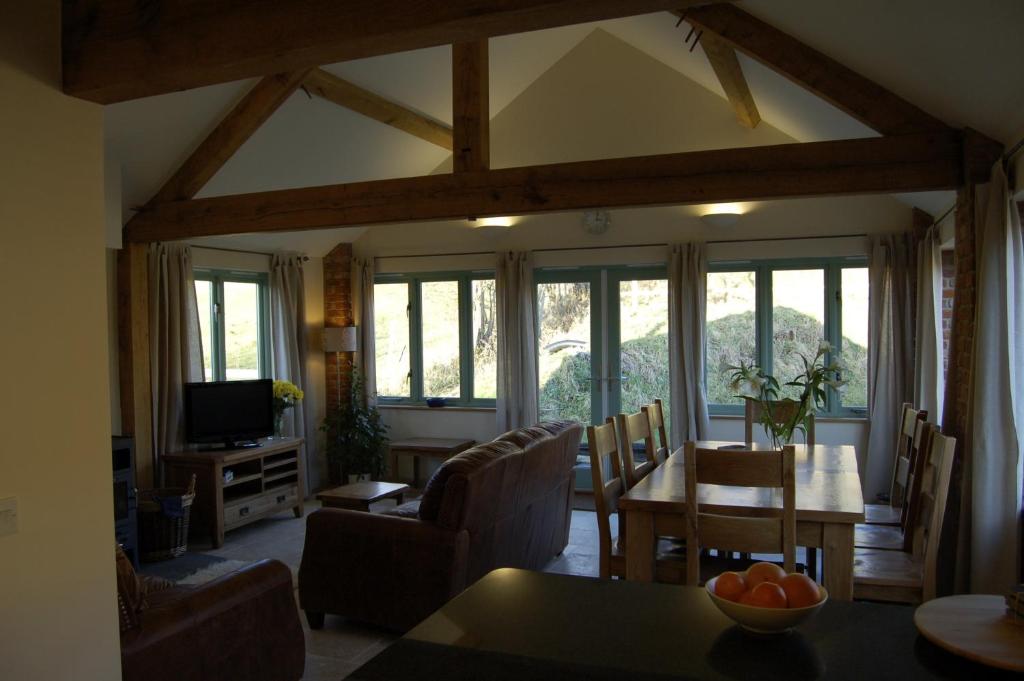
xmin=192 ymin=244 xmax=309 ymax=261
xmin=373 ymin=232 xmax=869 ymax=261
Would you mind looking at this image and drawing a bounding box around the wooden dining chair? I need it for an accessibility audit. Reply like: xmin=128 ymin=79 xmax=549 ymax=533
xmin=863 ymin=403 xmax=926 ymax=526
xmin=615 ymin=411 xmax=658 ymax=489
xmin=744 ymin=399 xmax=815 ymax=447
xmin=586 ymin=421 xmax=685 ymax=583
xmin=855 ymin=419 xmax=932 ymax=551
xmin=852 ymin=430 xmax=956 ymax=604
xmin=683 ymin=442 xmax=797 ymax=585
xmin=641 ymin=399 xmax=671 ymax=465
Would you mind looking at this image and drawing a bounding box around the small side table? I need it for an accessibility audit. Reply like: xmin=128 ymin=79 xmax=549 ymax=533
xmin=316 ymin=481 xmax=410 ymax=512
xmin=389 ymin=437 xmax=475 ymax=487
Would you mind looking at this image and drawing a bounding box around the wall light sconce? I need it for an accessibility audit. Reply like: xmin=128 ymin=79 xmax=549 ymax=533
xmin=700 ymin=203 xmax=744 ymax=228
xmin=323 ymin=326 xmax=358 ymax=353
xmin=323 ymin=326 xmax=358 ymax=406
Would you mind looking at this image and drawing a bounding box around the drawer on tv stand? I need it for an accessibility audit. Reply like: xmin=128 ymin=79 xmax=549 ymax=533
xmin=223 ymin=486 xmax=298 ymax=530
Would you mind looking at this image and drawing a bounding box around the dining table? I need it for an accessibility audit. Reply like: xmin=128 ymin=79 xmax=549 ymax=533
xmin=348 ymin=568 xmax=1016 ymax=680
xmin=617 ymin=441 xmax=865 ymax=600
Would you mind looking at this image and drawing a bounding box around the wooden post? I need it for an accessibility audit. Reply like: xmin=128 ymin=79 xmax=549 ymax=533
xmin=116 ymin=243 xmax=154 ymax=489
xmin=452 ymin=40 xmax=489 ymax=173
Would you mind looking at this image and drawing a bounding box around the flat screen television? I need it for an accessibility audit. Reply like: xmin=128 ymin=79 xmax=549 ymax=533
xmin=184 ymin=379 xmax=274 ymax=448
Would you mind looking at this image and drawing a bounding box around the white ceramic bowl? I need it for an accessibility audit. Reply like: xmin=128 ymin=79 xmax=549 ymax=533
xmin=705 ymin=575 xmax=828 ymax=634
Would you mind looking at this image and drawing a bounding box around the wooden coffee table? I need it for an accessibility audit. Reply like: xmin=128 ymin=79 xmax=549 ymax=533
xmin=389 ymin=437 xmax=475 ymax=487
xmin=316 ymin=481 xmax=410 ymax=512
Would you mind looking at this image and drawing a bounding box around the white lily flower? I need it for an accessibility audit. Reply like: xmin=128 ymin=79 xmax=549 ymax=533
xmin=817 ymin=340 xmax=832 ymax=357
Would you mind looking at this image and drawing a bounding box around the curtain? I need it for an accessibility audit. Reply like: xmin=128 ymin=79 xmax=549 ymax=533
xmin=352 ymin=256 xmax=377 ymax=405
xmin=270 ymin=254 xmax=309 ymax=485
xmin=865 ymin=232 xmax=916 ymax=502
xmin=496 ymin=251 xmax=539 ymax=432
xmin=965 ymin=163 xmax=1024 ymax=593
xmin=914 ymin=225 xmax=945 ymax=422
xmin=148 ymin=243 xmax=203 ymax=484
xmin=667 ymin=242 xmax=710 ymax=447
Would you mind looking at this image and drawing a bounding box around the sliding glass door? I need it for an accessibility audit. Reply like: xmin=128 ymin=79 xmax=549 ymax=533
xmin=536 ymin=267 xmax=668 ymax=433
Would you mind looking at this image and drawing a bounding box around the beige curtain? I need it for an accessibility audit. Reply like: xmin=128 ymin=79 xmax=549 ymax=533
xmin=865 ymin=232 xmax=917 ymax=502
xmin=914 ymin=225 xmax=945 ymax=423
xmin=148 ymin=243 xmax=203 ymax=484
xmin=270 ymin=254 xmax=310 ymax=486
xmin=496 ymin=251 xmax=539 ymax=431
xmin=352 ymin=256 xmax=377 ymax=405
xmin=667 ymin=242 xmax=709 ymax=446
xmin=962 ymin=164 xmax=1024 ymax=593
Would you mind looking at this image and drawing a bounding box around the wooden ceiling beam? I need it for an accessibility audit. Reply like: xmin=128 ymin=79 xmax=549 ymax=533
xmin=124 ymin=130 xmax=966 ymax=243
xmin=149 ymin=69 xmax=311 ymax=204
xmin=452 ymin=40 xmax=490 ymax=172
xmin=303 ymin=69 xmax=453 ymax=151
xmin=682 ymin=4 xmax=949 ymax=136
xmin=63 ymin=0 xmax=710 ymax=104
xmin=699 ymin=33 xmax=760 ymax=129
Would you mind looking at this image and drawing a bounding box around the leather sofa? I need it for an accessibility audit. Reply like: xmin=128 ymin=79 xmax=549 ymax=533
xmin=298 ymin=420 xmax=583 ymax=632
xmin=116 ymin=549 xmax=305 ymax=681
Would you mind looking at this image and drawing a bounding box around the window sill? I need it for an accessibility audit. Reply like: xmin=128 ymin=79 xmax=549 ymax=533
xmin=709 ymin=413 xmax=869 ymax=424
xmin=378 ymin=404 xmax=496 ymax=414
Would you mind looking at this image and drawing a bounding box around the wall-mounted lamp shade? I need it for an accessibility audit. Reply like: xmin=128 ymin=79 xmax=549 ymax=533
xmin=700 ymin=212 xmax=741 ymax=228
xmin=323 ymin=326 xmax=358 ymax=353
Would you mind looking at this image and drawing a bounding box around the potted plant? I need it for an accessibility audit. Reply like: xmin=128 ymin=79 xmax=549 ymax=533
xmin=321 ymin=371 xmax=389 ymax=483
xmin=727 ymin=340 xmax=846 ymax=448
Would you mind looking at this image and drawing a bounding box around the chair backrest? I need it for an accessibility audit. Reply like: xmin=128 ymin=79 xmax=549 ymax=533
xmin=642 ymin=399 xmax=670 ymax=465
xmin=888 ymin=403 xmax=926 ymax=510
xmin=587 ymin=421 xmax=624 ymax=579
xmin=615 ymin=411 xmax=656 ymax=489
xmin=897 ymin=416 xmax=931 ymax=530
xmin=744 ymin=399 xmax=815 ymax=447
xmin=910 ymin=429 xmax=956 ymax=601
xmin=683 ymin=442 xmax=796 ymax=585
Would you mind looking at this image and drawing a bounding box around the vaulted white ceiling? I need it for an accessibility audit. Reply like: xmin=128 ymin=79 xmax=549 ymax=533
xmin=104 ymin=0 xmax=1024 ymax=255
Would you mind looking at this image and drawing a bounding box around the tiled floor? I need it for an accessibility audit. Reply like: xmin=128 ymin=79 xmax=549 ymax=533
xmin=188 ymin=500 xmax=606 ymax=680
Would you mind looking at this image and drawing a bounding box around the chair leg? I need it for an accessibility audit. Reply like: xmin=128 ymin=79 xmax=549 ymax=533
xmin=805 ymin=548 xmax=817 ymax=580
xmin=306 ymin=611 xmax=325 ymax=630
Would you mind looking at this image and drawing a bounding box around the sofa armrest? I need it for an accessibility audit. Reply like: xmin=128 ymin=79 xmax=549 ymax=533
xmin=121 ymin=559 xmax=304 ymax=681
xmin=298 ymin=508 xmax=469 ymax=632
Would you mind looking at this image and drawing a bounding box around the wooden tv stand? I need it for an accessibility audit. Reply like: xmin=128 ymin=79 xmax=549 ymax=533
xmin=163 ymin=437 xmax=305 ymax=548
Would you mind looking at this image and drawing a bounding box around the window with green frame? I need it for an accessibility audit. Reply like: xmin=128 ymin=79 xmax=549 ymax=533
xmin=705 ymin=257 xmax=869 ymax=417
xmin=373 ymin=272 xmax=496 ymax=405
xmin=193 ymin=270 xmax=271 ymax=381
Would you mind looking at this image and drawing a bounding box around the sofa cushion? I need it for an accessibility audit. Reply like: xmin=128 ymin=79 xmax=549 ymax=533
xmin=495 ymin=426 xmax=551 ymax=449
xmin=382 ymin=499 xmax=422 ymax=519
xmin=418 ymin=441 xmax=520 ymax=523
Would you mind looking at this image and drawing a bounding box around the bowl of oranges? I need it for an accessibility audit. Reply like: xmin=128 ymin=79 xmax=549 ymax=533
xmin=706 ymin=562 xmax=827 ymax=634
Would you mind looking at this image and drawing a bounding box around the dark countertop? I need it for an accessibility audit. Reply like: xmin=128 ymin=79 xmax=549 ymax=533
xmin=350 ymin=568 xmax=1017 ymax=681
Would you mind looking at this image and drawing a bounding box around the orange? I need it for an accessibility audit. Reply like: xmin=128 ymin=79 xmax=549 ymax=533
xmin=738 ymin=589 xmax=758 ymax=606
xmin=745 ymin=561 xmax=786 ymax=588
xmin=780 ymin=573 xmax=821 ymax=608
xmin=745 ymin=581 xmax=788 ymax=609
xmin=714 ymin=571 xmax=747 ymax=602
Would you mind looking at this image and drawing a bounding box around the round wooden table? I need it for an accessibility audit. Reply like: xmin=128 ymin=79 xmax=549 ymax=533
xmin=914 ymin=594 xmax=1024 ymax=672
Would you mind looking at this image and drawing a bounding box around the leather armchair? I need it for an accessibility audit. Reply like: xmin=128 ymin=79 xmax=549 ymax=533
xmin=118 ymin=555 xmax=305 ymax=681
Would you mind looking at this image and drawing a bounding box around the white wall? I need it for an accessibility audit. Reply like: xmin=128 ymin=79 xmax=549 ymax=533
xmin=0 ymin=2 xmax=121 ymax=677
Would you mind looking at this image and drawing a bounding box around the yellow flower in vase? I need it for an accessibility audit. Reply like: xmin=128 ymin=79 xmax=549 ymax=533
xmin=272 ymin=380 xmax=304 ymax=438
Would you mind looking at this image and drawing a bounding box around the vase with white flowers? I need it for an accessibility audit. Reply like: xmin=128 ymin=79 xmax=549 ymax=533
xmin=272 ymin=379 xmax=304 ymax=438
xmin=727 ymin=341 xmax=846 ymax=448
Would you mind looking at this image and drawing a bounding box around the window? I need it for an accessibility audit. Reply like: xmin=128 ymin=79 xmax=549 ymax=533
xmin=705 ymin=259 xmax=869 ymax=416
xmin=373 ymin=272 xmax=495 ymax=405
xmin=193 ymin=270 xmax=270 ymax=381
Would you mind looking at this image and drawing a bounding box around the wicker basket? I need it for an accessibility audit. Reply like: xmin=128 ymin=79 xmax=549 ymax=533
xmin=138 ymin=475 xmax=197 ymax=562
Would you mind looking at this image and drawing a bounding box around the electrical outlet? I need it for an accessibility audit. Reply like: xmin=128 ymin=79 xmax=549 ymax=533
xmin=0 ymin=497 xmax=18 ymax=536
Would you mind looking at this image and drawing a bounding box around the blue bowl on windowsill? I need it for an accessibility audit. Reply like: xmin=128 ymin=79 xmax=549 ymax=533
xmin=426 ymin=397 xmax=447 ymax=408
